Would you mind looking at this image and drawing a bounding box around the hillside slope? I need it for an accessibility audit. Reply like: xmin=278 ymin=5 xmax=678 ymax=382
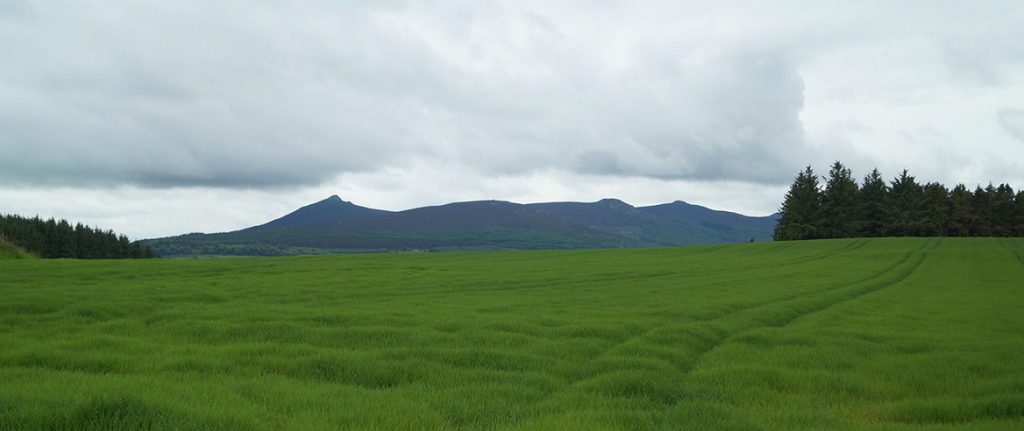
xmin=0 ymin=237 xmax=32 ymax=259
xmin=144 ymin=196 xmax=779 ymax=256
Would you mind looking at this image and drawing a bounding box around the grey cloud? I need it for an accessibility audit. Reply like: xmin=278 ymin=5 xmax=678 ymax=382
xmin=997 ymin=109 xmax=1024 ymax=143
xmin=0 ymin=0 xmax=813 ymax=188
xmin=563 ymin=52 xmax=807 ymax=183
xmin=1 ymin=1 xmax=1022 ymax=189
xmin=1 ymin=1 xmax=430 ymax=187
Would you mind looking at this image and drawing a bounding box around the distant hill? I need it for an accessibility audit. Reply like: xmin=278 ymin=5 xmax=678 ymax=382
xmin=143 ymin=196 xmax=779 ymax=256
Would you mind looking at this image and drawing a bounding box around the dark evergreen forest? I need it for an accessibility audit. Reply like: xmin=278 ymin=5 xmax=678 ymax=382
xmin=775 ymin=162 xmax=1024 ymax=240
xmin=0 ymin=214 xmax=157 ymax=258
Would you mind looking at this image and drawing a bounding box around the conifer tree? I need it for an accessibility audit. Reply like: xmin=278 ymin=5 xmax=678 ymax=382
xmin=1015 ymin=190 xmax=1024 ymax=237
xmin=774 ymin=166 xmax=822 ymax=241
xmin=56 ymin=219 xmax=76 ymax=258
xmin=921 ymin=182 xmax=950 ymax=236
xmin=886 ymin=170 xmax=927 ymax=236
xmin=856 ymin=168 xmax=888 ymax=237
xmin=991 ymin=184 xmax=1016 ymax=237
xmin=971 ymin=185 xmax=994 ymax=236
xmin=947 ymin=184 xmax=974 ymax=237
xmin=819 ymin=161 xmax=859 ymax=238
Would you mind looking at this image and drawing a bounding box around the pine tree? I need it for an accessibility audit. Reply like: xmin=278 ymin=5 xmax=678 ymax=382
xmin=947 ymin=184 xmax=974 ymax=237
xmin=856 ymin=168 xmax=888 ymax=237
xmin=774 ymin=166 xmax=822 ymax=241
xmin=819 ymin=161 xmax=859 ymax=238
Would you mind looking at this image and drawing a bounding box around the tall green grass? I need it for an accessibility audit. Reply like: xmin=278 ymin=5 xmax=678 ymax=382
xmin=1 ymin=238 xmax=1022 ymax=430
xmin=0 ymin=237 xmax=32 ymax=259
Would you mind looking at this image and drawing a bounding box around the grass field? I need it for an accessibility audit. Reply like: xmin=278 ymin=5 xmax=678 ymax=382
xmin=1 ymin=238 xmax=1023 ymax=430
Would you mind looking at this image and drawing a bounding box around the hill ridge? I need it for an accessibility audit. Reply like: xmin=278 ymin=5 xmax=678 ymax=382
xmin=143 ymin=196 xmax=780 ymax=256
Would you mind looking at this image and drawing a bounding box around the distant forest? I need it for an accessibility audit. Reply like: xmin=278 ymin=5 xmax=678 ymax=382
xmin=775 ymin=162 xmax=1024 ymax=241
xmin=0 ymin=214 xmax=157 ymax=259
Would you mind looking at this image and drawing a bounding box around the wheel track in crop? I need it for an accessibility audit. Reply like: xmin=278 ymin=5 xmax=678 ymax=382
xmin=681 ymin=237 xmax=938 ymax=375
xmin=346 ymin=239 xmax=881 ymax=302
xmin=341 ymin=253 xmax=897 ymax=320
xmin=484 ymin=239 xmax=911 ymax=360
xmin=517 ymin=239 xmax=927 ymax=417
xmin=737 ymin=238 xmax=870 ymax=269
xmin=777 ymin=238 xmax=871 ymax=266
xmin=769 ymin=237 xmax=936 ymax=329
xmin=753 ymin=242 xmax=796 ymax=254
xmin=348 ymin=240 xmax=873 ymax=303
xmin=676 ymin=244 xmax=731 ymax=256
xmin=998 ymin=238 xmax=1024 ymax=265
xmin=670 ymin=238 xmax=928 ymax=373
xmin=364 ymin=260 xmax=847 ymax=303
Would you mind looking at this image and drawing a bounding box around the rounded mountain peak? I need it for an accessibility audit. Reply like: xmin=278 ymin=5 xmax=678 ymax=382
xmin=597 ymin=198 xmax=633 ymax=209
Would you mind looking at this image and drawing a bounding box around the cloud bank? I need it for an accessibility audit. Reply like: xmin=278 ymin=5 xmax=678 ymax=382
xmin=2 ymin=1 xmax=1023 ymax=237
xmin=4 ymin=1 xmax=816 ymax=187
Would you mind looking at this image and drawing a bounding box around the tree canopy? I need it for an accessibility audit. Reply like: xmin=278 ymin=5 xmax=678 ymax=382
xmin=0 ymin=214 xmax=156 ymax=259
xmin=774 ymin=162 xmax=1022 ymax=240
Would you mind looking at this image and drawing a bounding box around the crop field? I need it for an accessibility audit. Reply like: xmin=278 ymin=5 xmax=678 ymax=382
xmin=1 ymin=238 xmax=1023 ymax=430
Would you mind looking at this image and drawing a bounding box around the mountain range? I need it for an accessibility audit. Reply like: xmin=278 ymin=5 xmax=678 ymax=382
xmin=143 ymin=196 xmax=779 ymax=256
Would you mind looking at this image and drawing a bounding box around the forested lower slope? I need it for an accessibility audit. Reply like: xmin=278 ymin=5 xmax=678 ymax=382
xmin=1 ymin=238 xmax=1022 ymax=429
xmin=0 ymin=214 xmax=156 ymax=259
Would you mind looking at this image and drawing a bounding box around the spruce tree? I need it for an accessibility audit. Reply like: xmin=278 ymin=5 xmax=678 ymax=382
xmin=1015 ymin=190 xmax=1024 ymax=237
xmin=856 ymin=168 xmax=888 ymax=237
xmin=991 ymin=184 xmax=1016 ymax=237
xmin=56 ymin=219 xmax=76 ymax=258
xmin=774 ymin=166 xmax=822 ymax=241
xmin=819 ymin=161 xmax=859 ymax=238
xmin=921 ymin=182 xmax=950 ymax=236
xmin=947 ymin=184 xmax=974 ymax=237
xmin=886 ymin=170 xmax=927 ymax=236
xmin=971 ymin=185 xmax=994 ymax=236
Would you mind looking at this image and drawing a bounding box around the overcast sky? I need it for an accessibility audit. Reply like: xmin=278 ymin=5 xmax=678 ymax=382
xmin=2 ymin=1 xmax=1023 ymax=239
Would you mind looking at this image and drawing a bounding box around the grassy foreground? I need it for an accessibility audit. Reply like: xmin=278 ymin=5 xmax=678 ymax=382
xmin=1 ymin=238 xmax=1023 ymax=430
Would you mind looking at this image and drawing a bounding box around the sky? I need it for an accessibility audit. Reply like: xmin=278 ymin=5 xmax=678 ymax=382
xmin=2 ymin=1 xmax=1023 ymax=239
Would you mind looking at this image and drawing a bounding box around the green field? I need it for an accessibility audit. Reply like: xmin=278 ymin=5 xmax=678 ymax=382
xmin=1 ymin=238 xmax=1023 ymax=430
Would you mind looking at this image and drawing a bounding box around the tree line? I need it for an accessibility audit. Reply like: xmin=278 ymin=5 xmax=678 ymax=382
xmin=0 ymin=214 xmax=157 ymax=259
xmin=774 ymin=162 xmax=1024 ymax=241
